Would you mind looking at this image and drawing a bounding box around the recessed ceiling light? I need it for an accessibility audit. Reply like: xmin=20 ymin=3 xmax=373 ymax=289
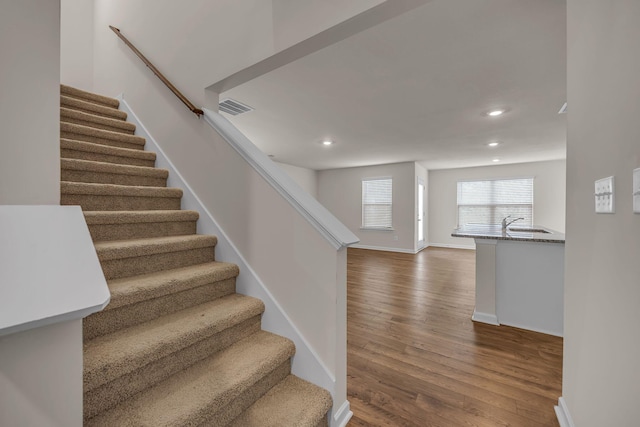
xmin=322 ymin=140 xmax=334 ymax=146
xmin=487 ymin=109 xmax=505 ymax=117
xmin=492 ymin=158 xmax=500 ymax=162
xmin=488 ymin=142 xmax=500 ymax=147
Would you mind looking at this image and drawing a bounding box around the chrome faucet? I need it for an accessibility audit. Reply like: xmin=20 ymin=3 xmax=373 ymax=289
xmin=502 ymin=215 xmax=524 ymax=230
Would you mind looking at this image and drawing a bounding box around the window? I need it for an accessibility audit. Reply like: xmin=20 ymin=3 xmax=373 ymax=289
xmin=457 ymin=178 xmax=534 ymax=226
xmin=362 ymin=178 xmax=392 ymax=229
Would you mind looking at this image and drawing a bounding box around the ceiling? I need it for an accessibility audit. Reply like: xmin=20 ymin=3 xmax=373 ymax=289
xmin=221 ymin=0 xmax=567 ymax=171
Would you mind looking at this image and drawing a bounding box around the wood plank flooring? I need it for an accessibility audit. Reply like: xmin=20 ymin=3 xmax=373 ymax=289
xmin=346 ymin=247 xmax=562 ymax=427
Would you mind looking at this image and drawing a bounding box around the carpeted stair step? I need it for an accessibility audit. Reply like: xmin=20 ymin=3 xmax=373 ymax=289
xmin=85 ymin=330 xmax=296 ymax=427
xmin=84 ymin=261 xmax=239 ymax=340
xmin=94 ymin=234 xmax=216 ymax=280
xmin=61 ymin=139 xmax=156 ymax=167
xmin=228 ymin=375 xmax=332 ymax=427
xmin=61 ymin=107 xmax=136 ymax=135
xmin=61 ymin=84 xmax=120 ymax=109
xmin=84 ymin=294 xmax=266 ymax=420
xmin=84 ymin=210 xmax=198 ymax=241
xmin=61 ymin=122 xmax=146 ymax=151
xmin=61 ymin=182 xmax=182 ymax=211
xmin=61 ymin=95 xmax=127 ymax=121
xmin=61 ymin=158 xmax=168 ymax=187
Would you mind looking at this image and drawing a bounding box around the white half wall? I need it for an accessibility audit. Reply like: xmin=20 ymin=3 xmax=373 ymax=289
xmin=0 ymin=320 xmax=83 ymax=427
xmin=563 ymin=1 xmax=640 ymax=425
xmin=61 ymin=0 xmax=94 ymax=91
xmin=318 ymin=162 xmax=420 ymax=253
xmin=428 ymin=160 xmax=566 ymax=248
xmin=276 ymin=162 xmax=318 ymax=199
xmin=0 ymin=0 xmax=60 ymax=205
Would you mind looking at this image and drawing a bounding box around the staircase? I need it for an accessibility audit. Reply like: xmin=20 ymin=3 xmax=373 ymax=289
xmin=59 ymin=84 xmax=332 ymax=426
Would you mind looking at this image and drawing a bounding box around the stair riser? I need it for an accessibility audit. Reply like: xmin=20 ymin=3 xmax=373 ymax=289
xmin=99 ymin=246 xmax=215 ymax=280
xmin=61 ymin=97 xmax=126 ymax=121
xmin=61 ymin=116 xmax=135 ymax=135
xmin=61 ymin=169 xmax=167 ymax=187
xmin=61 ymin=148 xmax=156 ymax=168
xmin=206 ymin=361 xmax=292 ymax=427
xmin=61 ymin=194 xmax=181 ymax=211
xmin=87 ymin=220 xmax=196 ymax=242
xmin=84 ymin=278 xmax=236 ymax=340
xmin=84 ymin=316 xmax=262 ymax=421
xmin=61 ymin=131 xmax=144 ymax=151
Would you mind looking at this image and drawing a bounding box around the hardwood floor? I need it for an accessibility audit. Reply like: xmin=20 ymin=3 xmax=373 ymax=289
xmin=346 ymin=247 xmax=562 ymax=427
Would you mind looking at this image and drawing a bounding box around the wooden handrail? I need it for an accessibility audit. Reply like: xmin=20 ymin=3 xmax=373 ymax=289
xmin=109 ymin=26 xmax=203 ymax=117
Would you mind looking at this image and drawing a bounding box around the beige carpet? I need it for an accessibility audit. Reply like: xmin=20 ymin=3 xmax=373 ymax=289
xmin=60 ymin=84 xmax=332 ymax=426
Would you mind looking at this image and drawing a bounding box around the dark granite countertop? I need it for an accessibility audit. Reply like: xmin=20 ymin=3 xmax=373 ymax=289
xmin=451 ymin=224 xmax=565 ymax=244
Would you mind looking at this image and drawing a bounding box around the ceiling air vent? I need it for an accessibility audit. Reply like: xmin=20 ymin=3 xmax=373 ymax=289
xmin=219 ymin=98 xmax=254 ymax=116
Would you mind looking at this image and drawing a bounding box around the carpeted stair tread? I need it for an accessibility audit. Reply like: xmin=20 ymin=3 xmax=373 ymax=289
xmin=61 ymin=95 xmax=127 ymax=121
xmin=61 ymin=158 xmax=168 ymax=186
xmin=83 ymin=210 xmax=198 ymax=241
xmin=84 ymin=293 xmax=266 ymax=391
xmin=61 ymin=122 xmax=146 ymax=150
xmin=94 ymin=234 xmax=216 ymax=261
xmin=228 ymin=375 xmax=332 ymax=427
xmin=83 ymin=261 xmax=239 ymax=340
xmin=61 ymin=181 xmax=181 ymax=198
xmin=61 ymin=107 xmax=136 ymax=135
xmin=61 ymin=158 xmax=168 ymax=179
xmin=85 ymin=331 xmax=295 ymax=427
xmin=61 ymin=138 xmax=156 ymax=167
xmin=104 ymin=261 xmax=239 ymax=312
xmin=61 ymin=84 xmax=120 ymax=109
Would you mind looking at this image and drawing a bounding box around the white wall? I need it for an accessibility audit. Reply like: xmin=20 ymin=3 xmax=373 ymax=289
xmin=0 ymin=320 xmax=83 ymax=427
xmin=91 ymin=0 xmax=382 ymax=109
xmin=562 ymin=1 xmax=640 ymax=425
xmin=276 ymin=162 xmax=318 ymax=198
xmin=0 ymin=5 xmax=83 ymax=426
xmin=0 ymin=0 xmax=60 ymax=205
xmin=318 ymin=162 xmax=420 ymax=253
xmin=61 ymin=0 xmax=94 ymax=90
xmin=428 ymin=160 xmax=566 ymax=248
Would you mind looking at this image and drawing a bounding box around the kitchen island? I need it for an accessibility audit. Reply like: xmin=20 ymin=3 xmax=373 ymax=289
xmin=452 ymin=225 xmax=565 ymax=336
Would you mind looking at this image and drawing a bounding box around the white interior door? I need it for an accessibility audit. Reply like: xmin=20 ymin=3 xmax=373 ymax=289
xmin=418 ymin=177 xmax=425 ymax=245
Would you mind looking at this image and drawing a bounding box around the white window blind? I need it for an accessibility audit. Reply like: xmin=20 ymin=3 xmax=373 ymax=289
xmin=362 ymin=178 xmax=392 ymax=228
xmin=457 ymin=178 xmax=534 ymax=226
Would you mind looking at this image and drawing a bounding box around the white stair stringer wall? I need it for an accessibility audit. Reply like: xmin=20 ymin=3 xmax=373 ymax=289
xmin=118 ymin=96 xmax=354 ymax=427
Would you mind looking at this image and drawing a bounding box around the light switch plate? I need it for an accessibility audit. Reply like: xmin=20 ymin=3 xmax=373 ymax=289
xmin=633 ymin=168 xmax=640 ymax=214
xmin=595 ymin=176 xmax=615 ymax=214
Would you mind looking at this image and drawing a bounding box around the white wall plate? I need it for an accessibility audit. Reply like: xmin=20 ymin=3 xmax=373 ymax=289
xmin=633 ymin=168 xmax=640 ymax=214
xmin=595 ymin=176 xmax=615 ymax=214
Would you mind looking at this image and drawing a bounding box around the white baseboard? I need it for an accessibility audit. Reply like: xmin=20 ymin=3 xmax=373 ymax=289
xmin=428 ymin=243 xmax=476 ymax=250
xmin=333 ymin=400 xmax=353 ymax=427
xmin=555 ymin=397 xmax=575 ymax=427
xmin=117 ymin=96 xmax=338 ymax=416
xmin=471 ymin=310 xmax=499 ymax=325
xmin=350 ymin=244 xmax=419 ymax=254
xmin=500 ymin=320 xmax=563 ymax=337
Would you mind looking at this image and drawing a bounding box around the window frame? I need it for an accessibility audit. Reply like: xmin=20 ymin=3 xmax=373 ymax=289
xmin=361 ymin=176 xmax=394 ymax=230
xmin=456 ymin=177 xmax=535 ymax=227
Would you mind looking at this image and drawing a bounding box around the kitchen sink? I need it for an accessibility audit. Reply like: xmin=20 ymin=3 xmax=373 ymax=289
xmin=507 ymin=227 xmax=550 ymax=234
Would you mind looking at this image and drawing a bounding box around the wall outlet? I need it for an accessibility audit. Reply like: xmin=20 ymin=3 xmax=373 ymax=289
xmin=634 ymin=168 xmax=640 ymax=214
xmin=393 ymin=235 xmax=398 ymax=241
xmin=595 ymin=176 xmax=615 ymax=214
